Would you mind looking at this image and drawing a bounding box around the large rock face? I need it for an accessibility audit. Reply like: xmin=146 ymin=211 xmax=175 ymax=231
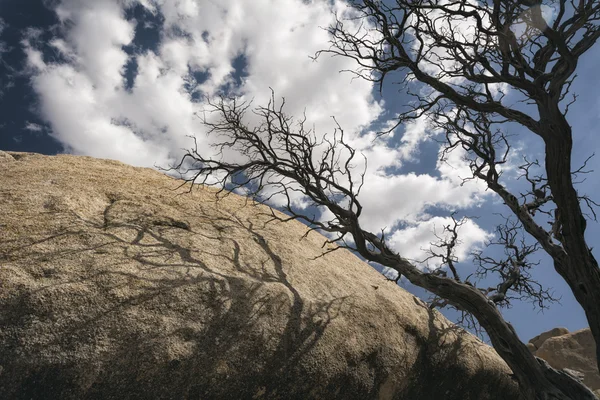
xmin=529 ymin=328 xmax=600 ymax=396
xmin=0 ymin=151 xmax=522 ymax=399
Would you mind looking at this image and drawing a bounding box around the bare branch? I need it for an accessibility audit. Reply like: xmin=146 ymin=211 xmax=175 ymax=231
xmin=175 ymin=90 xmax=596 ymax=399
xmin=174 ymin=1 xmax=600 ymax=398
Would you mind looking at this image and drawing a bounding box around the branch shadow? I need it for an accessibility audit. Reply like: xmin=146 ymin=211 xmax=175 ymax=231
xmin=0 ymin=196 xmax=523 ymax=400
xmin=1 ymin=199 xmax=348 ymax=399
xmin=399 ymin=299 xmax=523 ymax=400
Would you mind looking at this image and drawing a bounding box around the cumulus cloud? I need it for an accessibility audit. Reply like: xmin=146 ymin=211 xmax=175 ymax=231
xmin=388 ymin=216 xmax=490 ymax=264
xmin=22 ymin=0 xmax=490 ymax=265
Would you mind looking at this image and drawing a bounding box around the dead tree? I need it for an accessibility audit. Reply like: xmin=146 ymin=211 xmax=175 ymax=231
xmin=310 ymin=0 xmax=600 ymax=398
xmin=174 ymin=1 xmax=600 ymax=398
xmin=176 ymin=90 xmax=596 ymax=399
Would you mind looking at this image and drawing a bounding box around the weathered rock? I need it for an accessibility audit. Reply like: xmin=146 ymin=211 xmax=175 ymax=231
xmin=0 ymin=152 xmax=522 ymax=400
xmin=530 ymin=328 xmax=599 ymax=394
xmin=0 ymin=150 xmax=15 ymax=163
xmin=528 ymin=327 xmax=570 ymax=351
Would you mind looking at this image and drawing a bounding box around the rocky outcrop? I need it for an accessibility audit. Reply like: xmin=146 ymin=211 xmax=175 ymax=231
xmin=529 ymin=328 xmax=600 ymax=396
xmin=528 ymin=327 xmax=570 ymax=352
xmin=0 ymin=151 xmax=522 ymax=399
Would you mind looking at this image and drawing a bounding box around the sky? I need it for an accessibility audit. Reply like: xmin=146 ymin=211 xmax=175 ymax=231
xmin=1 ymin=0 xmax=599 ymax=343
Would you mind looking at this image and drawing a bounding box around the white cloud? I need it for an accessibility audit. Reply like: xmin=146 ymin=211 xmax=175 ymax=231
xmin=387 ymin=216 xmax=490 ymax=267
xmin=24 ymin=122 xmax=44 ymax=132
xmin=0 ymin=17 xmax=7 ymax=61
xmin=355 ymin=167 xmax=486 ymax=234
xmin=22 ymin=0 xmax=490 ymax=264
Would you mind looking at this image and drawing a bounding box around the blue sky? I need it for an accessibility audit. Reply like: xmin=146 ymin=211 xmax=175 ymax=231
xmin=1 ymin=0 xmax=599 ymax=343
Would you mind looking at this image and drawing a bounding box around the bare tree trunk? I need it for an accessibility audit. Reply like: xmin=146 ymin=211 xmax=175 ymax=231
xmin=385 ymin=255 xmax=597 ymax=400
xmin=542 ymin=107 xmax=600 ymax=371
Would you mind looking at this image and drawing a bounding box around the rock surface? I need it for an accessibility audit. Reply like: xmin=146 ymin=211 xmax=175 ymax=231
xmin=529 ymin=327 xmax=570 ymax=351
xmin=529 ymin=327 xmax=600 ymax=395
xmin=0 ymin=151 xmax=522 ymax=400
xmin=0 ymin=151 xmax=15 ymax=163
